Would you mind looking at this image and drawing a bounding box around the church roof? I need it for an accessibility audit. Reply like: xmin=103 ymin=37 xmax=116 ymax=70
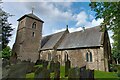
xmin=57 ymin=26 xmax=103 ymax=50
xmin=17 ymin=13 xmax=44 ymax=23
xmin=41 ymin=30 xmax=68 ymax=50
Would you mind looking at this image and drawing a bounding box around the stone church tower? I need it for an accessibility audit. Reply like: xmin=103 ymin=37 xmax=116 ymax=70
xmin=12 ymin=13 xmax=44 ymax=62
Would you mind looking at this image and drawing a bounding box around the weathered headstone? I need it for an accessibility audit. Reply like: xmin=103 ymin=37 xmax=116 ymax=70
xmin=35 ymin=67 xmax=43 ymax=76
xmin=32 ymin=66 xmax=38 ymax=72
xmin=7 ymin=62 xmax=27 ymax=79
xmin=87 ymin=69 xmax=94 ymax=80
xmin=80 ymin=66 xmax=87 ymax=80
xmin=80 ymin=70 xmax=87 ymax=80
xmin=43 ymin=61 xmax=48 ymax=69
xmin=80 ymin=66 xmax=94 ymax=80
xmin=9 ymin=53 xmax=17 ymax=64
xmin=2 ymin=59 xmax=10 ymax=67
xmin=54 ymin=61 xmax=60 ymax=80
xmin=35 ymin=67 xmax=50 ymax=80
xmin=50 ymin=61 xmax=55 ymax=72
xmin=26 ymin=62 xmax=35 ymax=73
xmin=80 ymin=65 xmax=86 ymax=71
xmin=68 ymin=67 xmax=80 ymax=80
xmin=2 ymin=65 xmax=10 ymax=80
xmin=65 ymin=59 xmax=71 ymax=77
xmin=35 ymin=59 xmax=43 ymax=65
xmin=5 ymin=61 xmax=34 ymax=79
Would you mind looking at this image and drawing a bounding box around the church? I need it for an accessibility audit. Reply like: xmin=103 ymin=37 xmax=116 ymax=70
xmin=12 ymin=13 xmax=112 ymax=72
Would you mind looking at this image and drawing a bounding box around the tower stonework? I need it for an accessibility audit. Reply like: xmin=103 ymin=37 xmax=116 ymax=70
xmin=12 ymin=13 xmax=44 ymax=62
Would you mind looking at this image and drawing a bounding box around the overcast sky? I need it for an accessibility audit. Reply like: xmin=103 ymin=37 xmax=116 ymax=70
xmin=1 ymin=0 xmax=113 ymax=48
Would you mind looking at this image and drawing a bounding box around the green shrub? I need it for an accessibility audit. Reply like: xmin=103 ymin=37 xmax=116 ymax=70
xmin=50 ymin=72 xmax=55 ymax=79
xmin=116 ymin=65 xmax=120 ymax=77
xmin=117 ymin=71 xmax=120 ymax=77
xmin=2 ymin=46 xmax=12 ymax=59
xmin=110 ymin=64 xmax=120 ymax=72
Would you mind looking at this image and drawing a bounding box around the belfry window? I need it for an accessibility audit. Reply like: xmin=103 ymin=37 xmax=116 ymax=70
xmin=32 ymin=22 xmax=36 ymax=29
xmin=86 ymin=51 xmax=92 ymax=62
xmin=32 ymin=32 xmax=35 ymax=37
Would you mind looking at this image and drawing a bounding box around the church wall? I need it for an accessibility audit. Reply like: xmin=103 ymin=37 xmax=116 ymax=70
xmin=40 ymin=50 xmax=55 ymax=60
xmin=58 ymin=49 xmax=98 ymax=70
xmin=102 ymin=31 xmax=111 ymax=72
xmin=62 ymin=47 xmax=107 ymax=71
xmin=97 ymin=47 xmax=106 ymax=71
xmin=40 ymin=47 xmax=107 ymax=71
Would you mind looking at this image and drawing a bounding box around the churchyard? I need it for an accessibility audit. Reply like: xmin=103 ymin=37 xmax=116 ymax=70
xmin=2 ymin=59 xmax=120 ymax=80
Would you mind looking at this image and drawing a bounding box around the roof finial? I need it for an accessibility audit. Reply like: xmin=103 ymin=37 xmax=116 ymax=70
xmin=66 ymin=25 xmax=68 ymax=30
xmin=32 ymin=6 xmax=35 ymax=14
xmin=82 ymin=26 xmax=85 ymax=31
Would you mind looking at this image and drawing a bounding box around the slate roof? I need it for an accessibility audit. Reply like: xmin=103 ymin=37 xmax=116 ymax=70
xmin=41 ymin=30 xmax=67 ymax=50
xmin=17 ymin=13 xmax=44 ymax=23
xmin=57 ymin=26 xmax=103 ymax=50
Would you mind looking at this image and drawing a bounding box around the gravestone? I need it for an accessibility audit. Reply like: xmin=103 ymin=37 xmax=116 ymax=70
xmin=32 ymin=66 xmax=39 ymax=72
xmin=65 ymin=59 xmax=71 ymax=77
xmin=50 ymin=61 xmax=55 ymax=72
xmin=2 ymin=59 xmax=10 ymax=67
xmin=6 ymin=61 xmax=28 ymax=79
xmin=9 ymin=53 xmax=17 ymax=65
xmin=35 ymin=59 xmax=43 ymax=65
xmin=68 ymin=67 xmax=80 ymax=80
xmin=26 ymin=62 xmax=35 ymax=73
xmin=35 ymin=67 xmax=50 ymax=80
xmin=5 ymin=61 xmax=34 ymax=79
xmin=43 ymin=61 xmax=48 ymax=69
xmin=35 ymin=67 xmax=43 ymax=77
xmin=87 ymin=69 xmax=94 ymax=80
xmin=80 ymin=65 xmax=86 ymax=71
xmin=54 ymin=61 xmax=60 ymax=71
xmin=54 ymin=61 xmax=60 ymax=80
xmin=2 ymin=65 xmax=10 ymax=80
xmin=80 ymin=66 xmax=94 ymax=80
xmin=80 ymin=66 xmax=87 ymax=79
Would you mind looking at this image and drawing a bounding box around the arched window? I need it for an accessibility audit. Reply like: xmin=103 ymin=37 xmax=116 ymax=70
xmin=86 ymin=51 xmax=93 ymax=62
xmin=32 ymin=32 xmax=35 ymax=37
xmin=39 ymin=52 xmax=43 ymax=59
xmin=90 ymin=52 xmax=92 ymax=62
xmin=32 ymin=22 xmax=36 ymax=29
xmin=58 ymin=55 xmax=61 ymax=60
xmin=48 ymin=53 xmax=51 ymax=61
xmin=64 ymin=51 xmax=68 ymax=62
xmin=48 ymin=51 xmax=52 ymax=61
xmin=86 ymin=52 xmax=89 ymax=62
xmin=66 ymin=54 xmax=68 ymax=60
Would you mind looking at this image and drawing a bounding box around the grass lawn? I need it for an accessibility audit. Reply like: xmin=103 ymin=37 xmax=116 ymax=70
xmin=60 ymin=66 xmax=65 ymax=78
xmin=26 ymin=65 xmax=120 ymax=79
xmin=94 ymin=70 xmax=120 ymax=80
xmin=34 ymin=64 xmax=43 ymax=68
xmin=26 ymin=72 xmax=34 ymax=78
xmin=26 ymin=66 xmax=66 ymax=78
